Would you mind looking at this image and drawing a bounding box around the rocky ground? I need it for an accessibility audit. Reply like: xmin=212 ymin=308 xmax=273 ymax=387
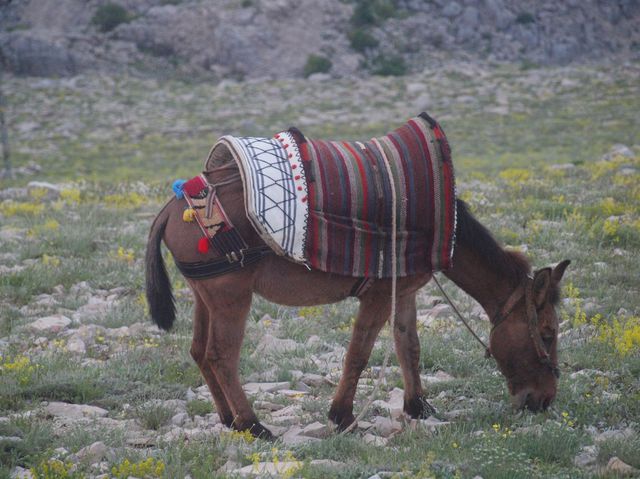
xmin=1 ymin=0 xmax=639 ymax=79
xmin=1 ymin=62 xmax=639 ymax=477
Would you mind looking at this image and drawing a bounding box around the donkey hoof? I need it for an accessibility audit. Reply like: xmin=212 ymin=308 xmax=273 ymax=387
xmin=220 ymin=414 xmax=235 ymax=429
xmin=246 ymin=422 xmax=275 ymax=441
xmin=404 ymin=395 xmax=436 ymax=419
xmin=328 ymin=408 xmax=355 ymax=432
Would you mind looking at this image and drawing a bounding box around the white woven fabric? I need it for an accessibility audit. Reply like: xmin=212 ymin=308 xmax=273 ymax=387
xmin=214 ymin=132 xmax=309 ymax=262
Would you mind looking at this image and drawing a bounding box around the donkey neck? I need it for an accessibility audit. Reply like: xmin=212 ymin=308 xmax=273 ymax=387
xmin=442 ymin=242 xmax=522 ymax=322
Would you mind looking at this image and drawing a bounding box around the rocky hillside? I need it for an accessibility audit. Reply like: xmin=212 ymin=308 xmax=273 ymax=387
xmin=1 ymin=0 xmax=639 ymax=79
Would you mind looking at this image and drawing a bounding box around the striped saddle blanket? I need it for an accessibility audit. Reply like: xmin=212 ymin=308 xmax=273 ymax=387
xmin=210 ymin=113 xmax=456 ymax=278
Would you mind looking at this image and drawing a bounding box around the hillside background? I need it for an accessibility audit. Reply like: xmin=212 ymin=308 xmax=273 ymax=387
xmin=2 ymin=0 xmax=640 ymax=79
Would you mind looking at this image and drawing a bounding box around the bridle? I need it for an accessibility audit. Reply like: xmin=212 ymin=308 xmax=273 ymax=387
xmin=433 ymin=274 xmax=560 ymax=379
xmin=490 ymin=275 xmax=560 ymax=378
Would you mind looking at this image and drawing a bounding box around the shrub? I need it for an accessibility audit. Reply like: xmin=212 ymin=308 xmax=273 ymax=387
xmin=515 ymin=12 xmax=536 ymax=24
xmin=186 ymin=399 xmax=213 ymax=418
xmin=351 ymin=0 xmax=397 ymax=27
xmin=303 ymin=54 xmax=332 ymax=77
xmin=92 ymin=3 xmax=130 ymax=33
xmin=348 ymin=27 xmax=379 ymax=53
xmin=371 ymin=54 xmax=407 ymax=76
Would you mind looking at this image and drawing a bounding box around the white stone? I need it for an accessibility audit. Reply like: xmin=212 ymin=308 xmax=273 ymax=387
xmin=27 ymin=181 xmax=62 ymax=200
xmin=363 ymin=433 xmax=388 ymax=446
xmin=243 ymin=382 xmax=290 ymax=395
xmin=29 ymin=315 xmax=71 ymax=334
xmin=606 ymin=457 xmax=638 ymax=476
xmin=66 ymin=336 xmax=86 ymax=354
xmin=45 ymin=402 xmax=109 ymax=419
xmin=73 ymin=441 xmax=109 ymax=464
xmin=372 ymin=416 xmax=402 ymax=437
xmin=171 ymin=412 xmax=189 ymax=427
xmin=251 ymin=334 xmax=298 ymax=357
xmin=424 ymin=370 xmax=455 ymax=384
xmin=301 ymin=421 xmax=330 ymax=439
xmin=233 ymin=460 xmax=303 ymax=477
xmin=10 ymin=466 xmax=34 ymax=479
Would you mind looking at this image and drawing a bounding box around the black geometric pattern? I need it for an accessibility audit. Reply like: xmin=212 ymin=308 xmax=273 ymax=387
xmin=235 ymin=136 xmax=299 ymax=255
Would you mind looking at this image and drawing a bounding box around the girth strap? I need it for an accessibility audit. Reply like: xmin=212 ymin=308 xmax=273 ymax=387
xmin=175 ymin=246 xmax=272 ymax=279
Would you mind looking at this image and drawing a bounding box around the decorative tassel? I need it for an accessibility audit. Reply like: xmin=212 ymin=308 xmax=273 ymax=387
xmin=183 ymin=208 xmax=196 ymax=223
xmin=197 ymin=236 xmax=210 ymax=254
xmin=172 ymin=179 xmax=187 ymax=199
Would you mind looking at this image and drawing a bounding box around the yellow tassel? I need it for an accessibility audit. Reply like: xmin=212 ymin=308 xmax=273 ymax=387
xmin=183 ymin=208 xmax=196 ymax=222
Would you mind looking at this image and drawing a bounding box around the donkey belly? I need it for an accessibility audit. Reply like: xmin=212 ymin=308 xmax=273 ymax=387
xmin=253 ymin=255 xmax=356 ymax=306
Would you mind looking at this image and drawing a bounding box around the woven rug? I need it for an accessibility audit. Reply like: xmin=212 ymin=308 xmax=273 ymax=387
xmin=210 ymin=113 xmax=456 ymax=278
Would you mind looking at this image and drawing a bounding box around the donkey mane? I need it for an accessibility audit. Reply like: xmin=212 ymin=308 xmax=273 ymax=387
xmin=455 ymin=199 xmax=531 ymax=285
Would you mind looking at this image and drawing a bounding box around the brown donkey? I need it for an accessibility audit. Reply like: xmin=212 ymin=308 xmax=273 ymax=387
xmin=146 ymin=162 xmax=570 ymax=440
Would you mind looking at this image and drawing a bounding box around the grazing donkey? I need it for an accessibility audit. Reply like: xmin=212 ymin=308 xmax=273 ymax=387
xmin=146 ymin=114 xmax=569 ymax=439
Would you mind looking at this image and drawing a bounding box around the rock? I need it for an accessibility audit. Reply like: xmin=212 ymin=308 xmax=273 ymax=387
xmin=281 ymin=426 xmax=321 ymax=445
xmin=574 ymin=445 xmax=598 ymax=468
xmin=309 ymin=459 xmax=345 ymax=471
xmin=0 ymin=436 xmax=22 ymax=443
xmin=299 ymin=373 xmax=326 ymax=387
xmin=73 ymin=441 xmax=110 ymax=464
xmin=0 ymin=188 xmax=28 ymax=201
xmin=27 ymin=181 xmax=62 ymax=200
xmin=233 ymin=460 xmax=303 ymax=477
xmin=424 ymin=370 xmax=455 ymax=384
xmin=243 ymin=382 xmax=291 ymax=395
xmin=45 ymin=402 xmax=109 ymax=419
xmin=593 ymin=427 xmax=635 ymax=443
xmin=549 ymin=163 xmax=576 ymax=170
xmin=444 ymin=408 xmax=472 ymax=419
xmin=125 ymin=431 xmax=156 ymax=448
xmin=602 ymin=144 xmax=635 ymax=161
xmin=10 ymin=466 xmax=34 ymax=479
xmin=253 ymin=401 xmax=285 ymax=411
xmin=171 ymin=412 xmax=189 ymax=427
xmin=278 ymin=389 xmax=310 ymax=398
xmin=251 ymin=334 xmax=298 ymax=357
xmin=1 ymin=33 xmax=79 ymax=77
xmin=363 ymin=433 xmax=388 ymax=446
xmin=412 ymin=416 xmax=451 ymax=430
xmin=606 ymin=457 xmax=638 ymax=476
xmin=301 ymin=421 xmax=330 ymax=439
xmin=372 ymin=416 xmax=402 ymax=437
xmin=442 ymin=2 xmax=462 ymax=18
xmin=66 ymin=336 xmax=86 ymax=354
xmin=29 ymin=315 xmax=71 ymax=334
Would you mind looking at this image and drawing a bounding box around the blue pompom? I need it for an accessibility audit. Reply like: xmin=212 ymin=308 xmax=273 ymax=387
xmin=172 ymin=179 xmax=187 ymax=199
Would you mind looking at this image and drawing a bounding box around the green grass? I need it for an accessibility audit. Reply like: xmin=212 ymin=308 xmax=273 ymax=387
xmin=1 ymin=63 xmax=639 ymax=477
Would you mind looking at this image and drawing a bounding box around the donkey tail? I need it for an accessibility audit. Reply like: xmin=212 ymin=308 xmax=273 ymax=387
xmin=145 ymin=201 xmax=175 ymax=330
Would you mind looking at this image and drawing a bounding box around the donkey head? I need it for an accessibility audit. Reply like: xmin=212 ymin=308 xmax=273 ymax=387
xmin=489 ymin=260 xmax=571 ymax=411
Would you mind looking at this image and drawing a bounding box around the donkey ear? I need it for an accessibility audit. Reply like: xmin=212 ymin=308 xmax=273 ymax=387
xmin=552 ymin=259 xmax=571 ymax=283
xmin=533 ymin=268 xmax=552 ymax=308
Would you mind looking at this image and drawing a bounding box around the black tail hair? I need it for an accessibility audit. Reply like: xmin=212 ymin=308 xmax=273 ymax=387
xmin=145 ymin=205 xmax=175 ymax=330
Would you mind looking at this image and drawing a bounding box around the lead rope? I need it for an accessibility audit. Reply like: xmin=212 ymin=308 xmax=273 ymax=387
xmin=341 ymin=140 xmax=398 ymax=434
xmin=433 ymin=275 xmax=492 ymax=358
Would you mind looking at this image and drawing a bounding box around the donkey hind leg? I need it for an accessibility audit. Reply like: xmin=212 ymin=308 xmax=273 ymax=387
xmin=190 ymin=291 xmax=235 ymax=427
xmin=195 ymin=281 xmax=274 ymax=440
xmin=328 ymin=292 xmax=391 ymax=431
xmin=393 ymin=292 xmax=435 ymax=419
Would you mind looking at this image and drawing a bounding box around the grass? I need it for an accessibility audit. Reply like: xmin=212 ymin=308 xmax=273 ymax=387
xmin=0 ymin=62 xmax=639 ymax=477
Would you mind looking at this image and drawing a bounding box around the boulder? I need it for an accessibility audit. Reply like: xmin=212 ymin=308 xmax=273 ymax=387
xmin=29 ymin=315 xmax=71 ymax=334
xmin=45 ymin=402 xmax=109 ymax=420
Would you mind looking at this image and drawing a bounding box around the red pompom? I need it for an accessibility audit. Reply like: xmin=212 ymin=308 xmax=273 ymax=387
xmin=197 ymin=237 xmax=210 ymax=254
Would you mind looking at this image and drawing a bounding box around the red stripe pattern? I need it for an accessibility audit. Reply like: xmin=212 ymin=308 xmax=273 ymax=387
xmin=300 ymin=115 xmax=456 ymax=278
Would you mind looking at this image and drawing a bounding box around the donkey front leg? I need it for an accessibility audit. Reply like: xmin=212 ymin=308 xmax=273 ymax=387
xmin=393 ymin=292 xmax=435 ymax=419
xmin=189 ymin=290 xmax=235 ymax=427
xmin=193 ymin=278 xmax=274 ymax=440
xmin=328 ymin=290 xmax=391 ymax=430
